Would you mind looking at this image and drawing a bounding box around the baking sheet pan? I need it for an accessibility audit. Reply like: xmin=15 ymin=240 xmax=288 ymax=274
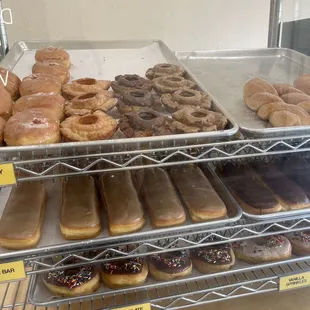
xmin=0 ymin=164 xmax=242 ymax=260
xmin=0 ymin=40 xmax=238 ymax=159
xmin=176 ymin=48 xmax=310 ymax=138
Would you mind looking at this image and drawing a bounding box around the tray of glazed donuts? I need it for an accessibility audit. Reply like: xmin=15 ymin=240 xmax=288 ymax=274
xmin=0 ymin=163 xmax=242 ymax=258
xmin=0 ymin=40 xmax=238 ymax=154
xmin=27 ymin=232 xmax=310 ymax=305
xmin=177 ymin=48 xmax=310 ymax=138
xmin=214 ymin=157 xmax=310 ymax=220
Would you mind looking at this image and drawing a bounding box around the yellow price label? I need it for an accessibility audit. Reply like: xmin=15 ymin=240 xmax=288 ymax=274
xmin=113 ymin=303 xmax=151 ymax=310
xmin=0 ymin=261 xmax=26 ymax=283
xmin=279 ymin=271 xmax=310 ymax=291
xmin=0 ymin=163 xmax=16 ymax=186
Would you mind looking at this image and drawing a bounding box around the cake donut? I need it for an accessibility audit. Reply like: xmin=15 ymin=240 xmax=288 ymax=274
xmin=153 ymin=75 xmax=196 ymax=94
xmin=60 ymin=110 xmax=117 ymax=142
xmin=233 ymin=235 xmax=292 ymax=264
xmin=162 ymin=88 xmax=212 ymax=113
xmin=19 ymin=73 xmax=62 ymax=96
xmin=62 ymin=78 xmax=112 ymax=100
xmin=0 ymin=67 xmax=21 ymax=100
xmin=111 ymin=74 xmax=153 ymax=95
xmin=286 ymin=232 xmax=310 ymax=256
xmin=32 ymin=62 xmax=70 ymax=84
xmin=146 ymin=63 xmax=185 ymax=80
xmin=148 ymin=251 xmax=192 ymax=281
xmin=0 ymin=86 xmax=13 ymax=120
xmin=191 ymin=244 xmax=235 ymax=273
xmin=101 ymin=257 xmax=148 ymax=288
xmin=35 ymin=47 xmax=71 ymax=68
xmin=4 ymin=109 xmax=61 ymax=146
xmin=0 ymin=117 xmax=5 ymax=145
xmin=43 ymin=265 xmax=100 ymax=297
xmin=65 ymin=92 xmax=117 ymax=116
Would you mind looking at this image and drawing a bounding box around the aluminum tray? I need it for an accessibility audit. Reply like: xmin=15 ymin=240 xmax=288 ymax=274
xmin=0 ymin=164 xmax=242 ymax=260
xmin=0 ymin=40 xmax=238 ymax=160
xmin=176 ymin=48 xmax=310 ymax=138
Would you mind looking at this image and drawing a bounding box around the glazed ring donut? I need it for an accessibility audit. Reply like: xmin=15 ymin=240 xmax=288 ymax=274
xmin=162 ymin=88 xmax=212 ymax=113
xmin=0 ymin=87 xmax=13 ymax=120
xmin=101 ymin=257 xmax=148 ymax=288
xmin=4 ymin=108 xmax=61 ymax=146
xmin=60 ymin=110 xmax=117 ymax=142
xmin=19 ymin=73 xmax=62 ymax=96
xmin=233 ymin=235 xmax=292 ymax=264
xmin=62 ymin=78 xmax=112 ymax=100
xmin=32 ymin=62 xmax=70 ymax=84
xmin=35 ymin=47 xmax=70 ymax=69
xmin=287 ymin=232 xmax=310 ymax=256
xmin=43 ymin=265 xmax=100 ymax=297
xmin=13 ymin=94 xmax=65 ymax=121
xmin=0 ymin=117 xmax=6 ymax=145
xmin=146 ymin=63 xmax=185 ymax=80
xmin=119 ymin=108 xmax=171 ymax=137
xmin=111 ymin=74 xmax=153 ymax=95
xmin=0 ymin=67 xmax=21 ymax=100
xmin=65 ymin=92 xmax=117 ymax=116
xmin=273 ymin=84 xmax=304 ymax=96
xmin=153 ymin=75 xmax=196 ymax=94
xmin=117 ymin=89 xmax=161 ymax=114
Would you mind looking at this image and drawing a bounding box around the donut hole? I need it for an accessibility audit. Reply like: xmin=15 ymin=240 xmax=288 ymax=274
xmin=76 ymin=78 xmax=96 ymax=85
xmin=130 ymin=91 xmax=145 ymax=98
xmin=79 ymin=115 xmax=98 ymax=125
xmin=167 ymin=77 xmax=182 ymax=82
xmin=180 ymin=91 xmax=195 ymax=98
xmin=139 ymin=112 xmax=156 ymax=121
xmin=125 ymin=75 xmax=139 ymax=82
xmin=191 ymin=111 xmax=207 ymax=118
xmin=78 ymin=93 xmax=97 ymax=100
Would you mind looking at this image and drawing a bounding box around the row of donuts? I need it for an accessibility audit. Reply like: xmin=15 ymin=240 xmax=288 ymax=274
xmin=43 ymin=232 xmax=310 ymax=297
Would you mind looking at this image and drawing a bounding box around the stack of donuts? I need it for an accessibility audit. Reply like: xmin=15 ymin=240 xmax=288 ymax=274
xmin=243 ymin=75 xmax=310 ymax=127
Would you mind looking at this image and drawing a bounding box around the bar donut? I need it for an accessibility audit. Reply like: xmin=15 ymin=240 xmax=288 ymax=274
xmin=286 ymin=232 xmax=310 ymax=256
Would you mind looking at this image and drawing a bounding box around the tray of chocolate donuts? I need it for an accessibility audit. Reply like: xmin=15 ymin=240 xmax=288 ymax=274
xmin=214 ymin=157 xmax=310 ymax=220
xmin=0 ymin=163 xmax=242 ymax=258
xmin=27 ymin=232 xmax=310 ymax=305
xmin=177 ymin=48 xmax=310 ymax=138
xmin=0 ymin=39 xmax=238 ymax=156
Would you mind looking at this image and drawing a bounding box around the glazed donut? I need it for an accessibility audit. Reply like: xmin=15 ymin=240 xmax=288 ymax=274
xmin=35 ymin=47 xmax=70 ymax=68
xmin=117 ymin=89 xmax=161 ymax=114
xmin=60 ymin=110 xmax=117 ymax=142
xmin=273 ymin=84 xmax=304 ymax=96
xmin=0 ymin=86 xmax=13 ymax=120
xmin=19 ymin=73 xmax=62 ymax=96
xmin=0 ymin=117 xmax=6 ymax=144
xmin=119 ymin=108 xmax=171 ymax=137
xmin=4 ymin=108 xmax=61 ymax=146
xmin=65 ymin=92 xmax=117 ymax=116
xmin=101 ymin=257 xmax=148 ymax=288
xmin=148 ymin=251 xmax=192 ymax=281
xmin=294 ymin=74 xmax=310 ymax=95
xmin=233 ymin=235 xmax=292 ymax=264
xmin=286 ymin=232 xmax=310 ymax=256
xmin=191 ymin=244 xmax=235 ymax=274
xmin=32 ymin=62 xmax=70 ymax=84
xmin=62 ymin=78 xmax=112 ymax=100
xmin=43 ymin=265 xmax=100 ymax=297
xmin=162 ymin=88 xmax=212 ymax=113
xmin=146 ymin=63 xmax=185 ymax=80
xmin=111 ymin=74 xmax=153 ymax=95
xmin=0 ymin=67 xmax=21 ymax=100
xmin=13 ymin=94 xmax=65 ymax=121
xmin=153 ymin=75 xmax=196 ymax=94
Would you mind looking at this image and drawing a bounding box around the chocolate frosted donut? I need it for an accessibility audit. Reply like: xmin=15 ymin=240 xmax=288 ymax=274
xmin=162 ymin=88 xmax=212 ymax=113
xmin=146 ymin=63 xmax=185 ymax=80
xmin=117 ymin=89 xmax=161 ymax=114
xmin=111 ymin=74 xmax=153 ymax=95
xmin=153 ymin=75 xmax=196 ymax=94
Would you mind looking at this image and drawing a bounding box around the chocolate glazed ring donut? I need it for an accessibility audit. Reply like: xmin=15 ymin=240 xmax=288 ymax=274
xmin=153 ymin=75 xmax=196 ymax=94
xmin=162 ymin=88 xmax=212 ymax=113
xmin=111 ymin=74 xmax=153 ymax=95
xmin=146 ymin=63 xmax=185 ymax=79
xmin=117 ymin=89 xmax=161 ymax=114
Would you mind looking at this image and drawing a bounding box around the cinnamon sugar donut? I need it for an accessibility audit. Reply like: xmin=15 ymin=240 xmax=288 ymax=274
xmin=153 ymin=75 xmax=196 ymax=94
xmin=19 ymin=73 xmax=62 ymax=96
xmin=35 ymin=47 xmax=70 ymax=69
xmin=0 ymin=117 xmax=6 ymax=144
xmin=4 ymin=109 xmax=61 ymax=146
xmin=65 ymin=92 xmax=117 ymax=116
xmin=62 ymin=78 xmax=112 ymax=100
xmin=32 ymin=62 xmax=70 ymax=84
xmin=146 ymin=63 xmax=185 ymax=80
xmin=0 ymin=67 xmax=21 ymax=100
xmin=60 ymin=111 xmax=117 ymax=142
xmin=0 ymin=86 xmax=13 ymax=120
xmin=111 ymin=74 xmax=153 ymax=95
xmin=162 ymin=88 xmax=212 ymax=113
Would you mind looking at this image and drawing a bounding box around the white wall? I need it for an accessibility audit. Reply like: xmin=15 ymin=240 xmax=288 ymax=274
xmin=3 ymin=0 xmax=270 ymax=51
xmin=282 ymin=0 xmax=310 ymax=22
